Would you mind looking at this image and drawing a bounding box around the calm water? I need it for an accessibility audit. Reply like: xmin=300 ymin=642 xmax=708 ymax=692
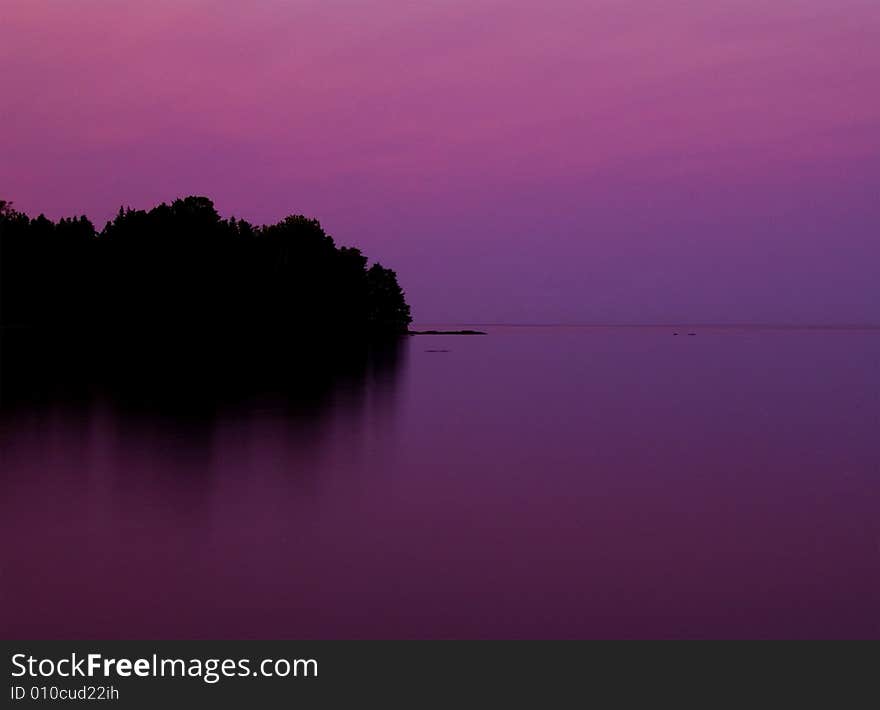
xmin=1 ymin=326 xmax=878 ymax=639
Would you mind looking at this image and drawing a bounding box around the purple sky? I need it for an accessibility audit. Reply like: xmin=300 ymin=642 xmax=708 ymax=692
xmin=2 ymin=1 xmax=878 ymax=324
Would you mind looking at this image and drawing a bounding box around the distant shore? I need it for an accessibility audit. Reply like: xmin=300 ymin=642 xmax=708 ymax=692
xmin=408 ymin=329 xmax=487 ymax=335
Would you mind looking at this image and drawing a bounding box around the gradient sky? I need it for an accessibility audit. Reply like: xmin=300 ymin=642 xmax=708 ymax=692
xmin=2 ymin=0 xmax=878 ymax=324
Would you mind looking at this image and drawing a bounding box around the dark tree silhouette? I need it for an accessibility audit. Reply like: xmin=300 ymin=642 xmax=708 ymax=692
xmin=0 ymin=196 xmax=412 ymax=338
xmin=367 ymin=263 xmax=412 ymax=332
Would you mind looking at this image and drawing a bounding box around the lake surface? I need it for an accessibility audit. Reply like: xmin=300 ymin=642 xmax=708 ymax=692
xmin=1 ymin=326 xmax=878 ymax=639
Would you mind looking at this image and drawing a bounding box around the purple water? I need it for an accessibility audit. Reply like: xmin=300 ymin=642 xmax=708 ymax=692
xmin=2 ymin=326 xmax=878 ymax=639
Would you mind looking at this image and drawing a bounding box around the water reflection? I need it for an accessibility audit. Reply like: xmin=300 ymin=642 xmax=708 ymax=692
xmin=0 ymin=331 xmax=406 ymax=478
xmin=2 ymin=327 xmax=878 ymax=639
xmin=0 ymin=331 xmax=407 ymax=638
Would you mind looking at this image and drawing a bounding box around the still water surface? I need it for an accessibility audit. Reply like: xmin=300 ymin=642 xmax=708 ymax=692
xmin=1 ymin=326 xmax=878 ymax=638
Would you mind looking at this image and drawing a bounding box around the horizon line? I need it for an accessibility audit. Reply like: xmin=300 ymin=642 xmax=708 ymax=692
xmin=415 ymin=322 xmax=880 ymax=330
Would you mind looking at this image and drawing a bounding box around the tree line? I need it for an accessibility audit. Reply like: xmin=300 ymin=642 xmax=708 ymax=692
xmin=0 ymin=196 xmax=412 ymax=338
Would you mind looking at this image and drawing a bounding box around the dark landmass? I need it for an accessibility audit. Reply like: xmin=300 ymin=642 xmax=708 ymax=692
xmin=0 ymin=196 xmax=413 ymax=411
xmin=0 ymin=196 xmax=412 ymax=338
xmin=409 ymin=329 xmax=487 ymax=335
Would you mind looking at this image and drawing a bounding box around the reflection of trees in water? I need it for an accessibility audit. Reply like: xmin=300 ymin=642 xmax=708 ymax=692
xmin=0 ymin=328 xmax=406 ymax=415
xmin=0 ymin=330 xmax=408 ymax=505
xmin=0 ymin=195 xmax=412 ymax=482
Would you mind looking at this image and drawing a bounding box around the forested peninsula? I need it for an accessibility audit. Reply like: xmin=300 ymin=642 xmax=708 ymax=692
xmin=0 ymin=196 xmax=411 ymax=337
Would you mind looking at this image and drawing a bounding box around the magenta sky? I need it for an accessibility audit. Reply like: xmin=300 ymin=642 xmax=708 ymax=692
xmin=2 ymin=0 xmax=878 ymax=324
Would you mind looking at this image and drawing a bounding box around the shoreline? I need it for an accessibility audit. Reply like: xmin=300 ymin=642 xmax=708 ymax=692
xmin=408 ymin=329 xmax=487 ymax=335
